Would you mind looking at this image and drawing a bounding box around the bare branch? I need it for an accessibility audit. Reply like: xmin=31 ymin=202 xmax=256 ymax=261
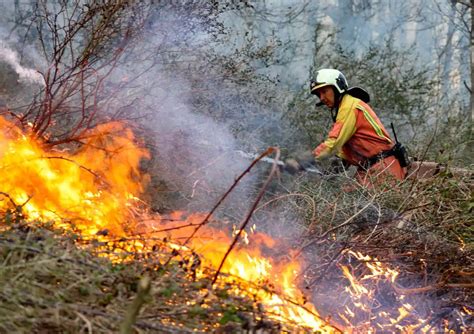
xmin=212 ymin=147 xmax=280 ymax=285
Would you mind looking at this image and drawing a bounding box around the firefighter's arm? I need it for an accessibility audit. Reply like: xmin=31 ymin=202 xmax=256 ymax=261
xmin=313 ymin=106 xmax=357 ymax=160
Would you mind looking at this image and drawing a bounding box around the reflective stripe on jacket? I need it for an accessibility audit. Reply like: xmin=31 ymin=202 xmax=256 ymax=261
xmin=314 ymin=94 xmax=405 ymax=181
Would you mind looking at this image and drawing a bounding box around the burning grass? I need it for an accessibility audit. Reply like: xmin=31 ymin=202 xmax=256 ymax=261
xmin=0 ymin=115 xmax=340 ymax=333
xmin=0 ymin=113 xmax=472 ymax=333
xmin=289 ymin=167 xmax=474 ymax=332
xmin=0 ymin=221 xmax=276 ymax=333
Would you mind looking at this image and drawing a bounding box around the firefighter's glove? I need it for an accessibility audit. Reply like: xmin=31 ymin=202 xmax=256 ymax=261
xmin=298 ymin=156 xmax=319 ymax=170
xmin=328 ymin=157 xmax=348 ymax=174
xmin=284 ymin=158 xmax=302 ymax=175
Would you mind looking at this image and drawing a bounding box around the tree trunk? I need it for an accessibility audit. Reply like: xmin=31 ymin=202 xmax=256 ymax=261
xmin=14 ymin=0 xmax=20 ymax=25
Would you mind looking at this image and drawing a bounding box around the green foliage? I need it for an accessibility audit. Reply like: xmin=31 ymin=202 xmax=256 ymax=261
xmin=326 ymin=41 xmax=435 ymax=123
xmin=219 ymin=305 xmax=242 ymax=325
xmin=420 ymin=112 xmax=473 ymax=165
xmin=157 ymin=281 xmax=179 ymax=297
xmin=284 ymin=35 xmax=474 ymax=167
xmin=3 ymin=206 xmax=24 ymax=225
xmin=286 ymin=38 xmax=437 ymax=152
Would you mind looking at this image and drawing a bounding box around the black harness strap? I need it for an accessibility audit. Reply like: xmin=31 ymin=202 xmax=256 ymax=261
xmin=358 ymin=148 xmax=396 ymax=170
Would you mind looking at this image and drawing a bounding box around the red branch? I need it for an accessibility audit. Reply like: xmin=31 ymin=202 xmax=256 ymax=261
xmin=211 ymin=147 xmax=280 ymax=285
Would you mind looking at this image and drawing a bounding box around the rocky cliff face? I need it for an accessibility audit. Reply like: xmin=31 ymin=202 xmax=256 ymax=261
xmin=220 ymin=0 xmax=469 ymax=102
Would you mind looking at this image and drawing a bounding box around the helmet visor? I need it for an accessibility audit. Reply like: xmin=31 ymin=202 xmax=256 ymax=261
xmin=310 ymin=82 xmax=331 ymax=95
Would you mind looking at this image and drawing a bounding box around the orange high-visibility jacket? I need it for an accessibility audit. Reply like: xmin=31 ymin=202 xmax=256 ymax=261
xmin=314 ymin=94 xmax=405 ymax=183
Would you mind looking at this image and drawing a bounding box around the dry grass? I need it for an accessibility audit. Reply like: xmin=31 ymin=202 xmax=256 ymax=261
xmin=0 ymin=221 xmax=286 ymax=333
xmin=285 ymin=168 xmax=474 ymax=331
xmin=0 ymin=166 xmax=472 ymax=333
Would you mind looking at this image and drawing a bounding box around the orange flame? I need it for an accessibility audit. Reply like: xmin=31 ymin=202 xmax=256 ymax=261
xmin=2 ymin=116 xmax=452 ymax=332
xmin=339 ymin=250 xmax=430 ymax=332
xmin=139 ymin=214 xmax=339 ymax=331
xmin=0 ymin=116 xmax=338 ymax=332
xmin=0 ymin=116 xmax=149 ymax=235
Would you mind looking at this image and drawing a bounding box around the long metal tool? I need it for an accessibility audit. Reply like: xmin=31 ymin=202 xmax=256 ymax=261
xmin=235 ymin=150 xmax=325 ymax=175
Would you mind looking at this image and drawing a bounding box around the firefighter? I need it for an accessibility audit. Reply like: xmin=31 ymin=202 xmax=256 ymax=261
xmin=310 ymin=68 xmax=406 ymax=187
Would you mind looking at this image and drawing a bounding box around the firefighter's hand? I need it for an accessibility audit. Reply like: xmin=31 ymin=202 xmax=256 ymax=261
xmin=313 ymin=143 xmax=327 ymax=158
xmin=328 ymin=157 xmax=348 ymax=174
xmin=284 ymin=158 xmax=302 ymax=175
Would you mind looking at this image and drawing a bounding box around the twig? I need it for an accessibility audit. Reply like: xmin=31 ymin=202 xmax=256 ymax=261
xmin=318 ymin=199 xmax=376 ymax=240
xmin=463 ymin=80 xmax=471 ymax=93
xmin=0 ymin=192 xmax=18 ymax=207
xmin=163 ymin=147 xmax=278 ymax=266
xmin=6 ymin=155 xmax=103 ymax=180
xmin=133 ymin=222 xmax=202 ymax=234
xmin=120 ymin=276 xmax=151 ymax=334
xmin=75 ymin=311 xmax=92 ymax=334
xmin=305 ymin=244 xmax=348 ymax=288
xmin=362 ymin=202 xmax=381 ymax=243
xmin=256 ymin=193 xmax=317 ymax=223
xmin=0 ymin=191 xmax=32 ymax=215
xmin=211 ymin=147 xmax=280 ymax=285
xmin=394 ymin=282 xmax=474 ymax=295
xmin=295 ymin=198 xmax=376 ymax=254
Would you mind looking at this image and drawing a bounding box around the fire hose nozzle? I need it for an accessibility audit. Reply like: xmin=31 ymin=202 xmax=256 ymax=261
xmin=235 ymin=150 xmax=325 ymax=176
xmin=284 ymin=158 xmax=302 ymax=175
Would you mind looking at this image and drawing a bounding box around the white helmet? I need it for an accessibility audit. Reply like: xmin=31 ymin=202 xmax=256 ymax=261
xmin=310 ymin=69 xmax=348 ymax=95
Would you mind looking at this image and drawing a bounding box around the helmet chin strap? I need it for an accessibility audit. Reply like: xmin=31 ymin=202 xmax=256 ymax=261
xmin=330 ymin=90 xmax=345 ymax=122
xmin=330 ymin=107 xmax=337 ymax=122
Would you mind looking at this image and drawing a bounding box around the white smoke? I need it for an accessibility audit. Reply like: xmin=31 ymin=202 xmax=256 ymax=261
xmin=0 ymin=42 xmax=45 ymax=86
xmin=113 ymin=9 xmax=308 ymax=240
xmin=145 ymin=73 xmax=257 ymax=213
